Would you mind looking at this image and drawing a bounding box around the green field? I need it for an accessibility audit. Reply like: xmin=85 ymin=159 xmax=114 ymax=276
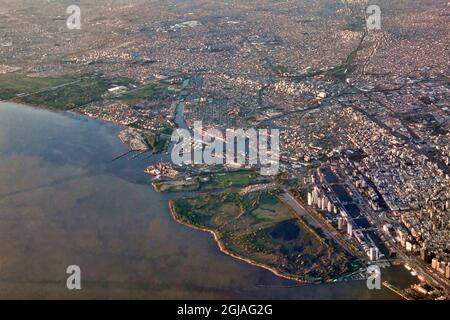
xmin=0 ymin=73 xmax=167 ymax=110
xmin=153 ymin=170 xmax=259 ymax=193
xmin=0 ymin=73 xmax=76 ymax=100
xmin=200 ymin=170 xmax=258 ymax=190
xmin=19 ymin=77 xmax=109 ymax=110
xmin=171 ymin=191 xmax=356 ymax=282
xmin=153 ymin=179 xmax=200 ymax=193
xmin=115 ymin=83 xmax=167 ymax=103
xmin=143 ymin=128 xmax=173 ymax=153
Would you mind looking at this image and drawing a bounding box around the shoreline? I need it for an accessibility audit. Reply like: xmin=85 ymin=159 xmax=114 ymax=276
xmin=4 ymin=101 xmax=355 ymax=287
xmin=1 ymin=101 xmax=418 ymax=299
xmin=168 ymin=200 xmax=327 ymax=285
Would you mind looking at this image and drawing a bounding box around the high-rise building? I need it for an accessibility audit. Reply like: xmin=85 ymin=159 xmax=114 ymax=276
xmin=431 ymin=258 xmax=439 ymax=270
xmin=337 ymin=217 xmax=343 ymax=231
xmin=307 ymin=192 xmax=313 ymax=206
xmin=347 ymin=222 xmax=353 ymax=237
xmin=406 ymin=241 xmax=413 ymax=252
xmin=438 ymin=262 xmax=446 ymax=275
xmin=321 ymin=197 xmax=326 ymax=210
xmin=369 ymin=247 xmax=379 ymax=261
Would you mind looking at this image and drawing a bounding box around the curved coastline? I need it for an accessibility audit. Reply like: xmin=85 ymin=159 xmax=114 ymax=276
xmin=9 ymin=101 xmax=344 ymax=286
xmin=0 ymin=101 xmax=416 ymax=299
xmin=168 ymin=200 xmax=322 ymax=285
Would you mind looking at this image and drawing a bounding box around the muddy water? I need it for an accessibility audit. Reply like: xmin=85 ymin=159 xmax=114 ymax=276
xmin=0 ymin=102 xmax=416 ymax=299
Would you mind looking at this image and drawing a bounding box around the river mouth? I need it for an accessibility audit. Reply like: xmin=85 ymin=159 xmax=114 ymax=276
xmin=0 ymin=102 xmax=416 ymax=299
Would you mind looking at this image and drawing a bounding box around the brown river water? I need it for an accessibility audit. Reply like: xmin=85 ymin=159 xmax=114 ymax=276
xmin=0 ymin=102 xmax=416 ymax=299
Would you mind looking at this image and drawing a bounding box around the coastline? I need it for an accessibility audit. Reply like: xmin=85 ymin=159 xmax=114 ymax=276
xmin=168 ymin=200 xmax=317 ymax=285
xmin=0 ymin=102 xmax=419 ymax=299
xmin=3 ymin=101 xmax=349 ymax=287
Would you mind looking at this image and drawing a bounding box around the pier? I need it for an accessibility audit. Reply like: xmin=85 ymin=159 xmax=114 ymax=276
xmin=383 ymin=281 xmax=411 ymax=300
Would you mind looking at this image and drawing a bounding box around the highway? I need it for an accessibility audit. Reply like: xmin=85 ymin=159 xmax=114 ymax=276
xmin=280 ymin=190 xmax=358 ymax=258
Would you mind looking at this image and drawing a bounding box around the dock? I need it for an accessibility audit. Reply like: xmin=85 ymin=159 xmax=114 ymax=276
xmin=383 ymin=281 xmax=411 ymax=300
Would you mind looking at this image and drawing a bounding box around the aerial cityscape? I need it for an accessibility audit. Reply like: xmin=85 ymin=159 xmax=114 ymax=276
xmin=0 ymin=0 xmax=448 ymax=301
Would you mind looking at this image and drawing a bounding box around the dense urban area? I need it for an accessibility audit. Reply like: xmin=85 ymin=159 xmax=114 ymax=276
xmin=0 ymin=0 xmax=448 ymax=299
